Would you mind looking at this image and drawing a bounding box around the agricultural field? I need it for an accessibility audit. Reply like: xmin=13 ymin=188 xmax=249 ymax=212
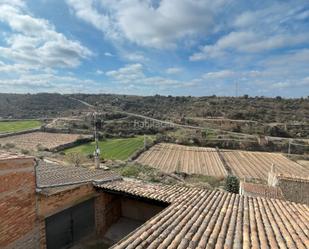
xmin=136 ymin=143 xmax=227 ymax=177
xmin=0 ymin=132 xmax=89 ymax=151
xmin=221 ymin=150 xmax=309 ymax=179
xmin=0 ymin=120 xmax=42 ymax=134
xmin=136 ymin=143 xmax=309 ymax=180
xmin=65 ymin=136 xmax=153 ymax=161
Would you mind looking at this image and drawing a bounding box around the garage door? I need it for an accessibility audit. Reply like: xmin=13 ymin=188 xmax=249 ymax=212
xmin=45 ymin=198 xmax=95 ymax=249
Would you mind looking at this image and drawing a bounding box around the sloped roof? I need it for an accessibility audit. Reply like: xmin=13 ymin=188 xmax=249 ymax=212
xmin=36 ymin=162 xmax=121 ymax=189
xmin=0 ymin=151 xmax=33 ymax=161
xmin=97 ymin=181 xmax=309 ymax=249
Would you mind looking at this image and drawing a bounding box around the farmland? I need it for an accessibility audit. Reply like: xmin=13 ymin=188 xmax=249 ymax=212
xmin=136 ymin=143 xmax=309 ymax=180
xmin=0 ymin=132 xmax=89 ymax=151
xmin=221 ymin=149 xmax=309 ymax=179
xmin=65 ymin=136 xmax=153 ymax=161
xmin=0 ymin=120 xmax=42 ymax=134
xmin=136 ymin=143 xmax=227 ymax=177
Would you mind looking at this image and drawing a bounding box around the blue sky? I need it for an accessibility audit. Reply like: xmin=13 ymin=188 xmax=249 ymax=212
xmin=0 ymin=0 xmax=308 ymax=97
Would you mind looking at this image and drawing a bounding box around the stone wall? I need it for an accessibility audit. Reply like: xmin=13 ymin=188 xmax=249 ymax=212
xmin=277 ymin=178 xmax=309 ymax=205
xmin=0 ymin=156 xmax=38 ymax=249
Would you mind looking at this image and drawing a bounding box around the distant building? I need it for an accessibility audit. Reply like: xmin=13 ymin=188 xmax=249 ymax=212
xmin=268 ymin=171 xmax=309 ymax=205
xmin=239 ymin=181 xmax=283 ymax=199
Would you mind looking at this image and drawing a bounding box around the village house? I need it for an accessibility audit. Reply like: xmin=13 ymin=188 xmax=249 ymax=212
xmin=1 ymin=152 xmax=308 ymax=249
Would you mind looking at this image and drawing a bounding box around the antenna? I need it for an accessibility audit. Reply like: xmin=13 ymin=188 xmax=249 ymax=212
xmin=288 ymin=139 xmax=291 ymax=156
xmin=93 ymin=112 xmax=100 ymax=169
xmin=235 ymin=82 xmax=239 ymax=97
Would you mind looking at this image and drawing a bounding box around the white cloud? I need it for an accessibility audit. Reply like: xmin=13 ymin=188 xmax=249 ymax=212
xmin=190 ymin=2 xmax=309 ymax=61
xmin=96 ymin=69 xmax=104 ymax=75
xmin=121 ymin=51 xmax=147 ymax=62
xmin=66 ymin=0 xmax=226 ymax=49
xmin=166 ymin=67 xmax=182 ymax=74
xmin=202 ymin=70 xmax=236 ymax=79
xmin=106 ymin=64 xmax=197 ymax=88
xmin=190 ymin=31 xmax=309 ymax=61
xmin=106 ymin=64 xmax=144 ymax=84
xmin=104 ymin=52 xmax=113 ymax=57
xmin=0 ymin=2 xmax=92 ymax=69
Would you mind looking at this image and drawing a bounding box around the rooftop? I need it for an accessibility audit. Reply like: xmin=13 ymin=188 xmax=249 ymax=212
xmin=36 ymin=162 xmax=122 ymax=189
xmin=97 ymin=180 xmax=309 ymax=249
xmin=0 ymin=151 xmax=33 ymax=161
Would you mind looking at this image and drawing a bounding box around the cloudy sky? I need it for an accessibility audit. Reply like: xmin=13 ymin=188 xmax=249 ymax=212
xmin=0 ymin=0 xmax=308 ymax=97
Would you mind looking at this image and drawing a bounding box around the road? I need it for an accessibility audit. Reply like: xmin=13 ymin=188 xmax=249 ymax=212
xmin=69 ymin=97 xmax=309 ymax=144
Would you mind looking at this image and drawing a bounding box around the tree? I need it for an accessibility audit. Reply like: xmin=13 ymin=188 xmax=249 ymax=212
xmin=225 ymin=175 xmax=240 ymax=194
xmin=66 ymin=152 xmax=87 ymax=167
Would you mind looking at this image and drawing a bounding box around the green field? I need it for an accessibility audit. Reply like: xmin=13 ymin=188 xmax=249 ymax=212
xmin=65 ymin=136 xmax=153 ymax=161
xmin=0 ymin=120 xmax=42 ymax=134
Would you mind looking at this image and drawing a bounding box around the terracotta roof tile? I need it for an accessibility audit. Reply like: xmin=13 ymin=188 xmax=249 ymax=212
xmin=97 ymin=181 xmax=309 ymax=249
xmin=36 ymin=162 xmax=121 ymax=188
xmin=0 ymin=151 xmax=33 ymax=161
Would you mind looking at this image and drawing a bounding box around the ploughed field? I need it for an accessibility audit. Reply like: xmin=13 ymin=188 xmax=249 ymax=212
xmin=220 ymin=149 xmax=309 ymax=179
xmin=65 ymin=136 xmax=153 ymax=161
xmin=136 ymin=143 xmax=228 ymax=177
xmin=0 ymin=120 xmax=42 ymax=133
xmin=136 ymin=143 xmax=309 ymax=179
xmin=0 ymin=132 xmax=89 ymax=150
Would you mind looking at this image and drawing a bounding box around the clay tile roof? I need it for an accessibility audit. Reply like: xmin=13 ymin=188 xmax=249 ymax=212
xmin=97 ymin=180 xmax=309 ymax=249
xmin=0 ymin=151 xmax=33 ymax=161
xmin=241 ymin=182 xmax=284 ymax=199
xmin=36 ymin=162 xmax=122 ymax=188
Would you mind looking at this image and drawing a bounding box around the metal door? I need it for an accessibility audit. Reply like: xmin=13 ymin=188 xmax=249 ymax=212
xmin=72 ymin=199 xmax=95 ymax=241
xmin=45 ymin=198 xmax=95 ymax=249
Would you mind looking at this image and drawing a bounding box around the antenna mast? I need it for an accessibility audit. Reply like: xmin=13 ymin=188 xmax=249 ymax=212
xmin=93 ymin=112 xmax=100 ymax=169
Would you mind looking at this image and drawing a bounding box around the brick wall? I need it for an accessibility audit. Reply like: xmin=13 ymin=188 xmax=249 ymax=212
xmin=0 ymin=156 xmax=37 ymax=249
xmin=38 ymin=184 xmax=96 ymax=218
xmin=37 ymin=184 xmax=97 ymax=249
xmin=95 ymin=192 xmax=121 ymax=236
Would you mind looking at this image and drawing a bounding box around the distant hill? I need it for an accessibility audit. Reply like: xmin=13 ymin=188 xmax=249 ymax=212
xmin=70 ymin=94 xmax=309 ymax=123
xmin=0 ymin=93 xmax=308 ymax=124
xmin=0 ymin=93 xmax=85 ymax=119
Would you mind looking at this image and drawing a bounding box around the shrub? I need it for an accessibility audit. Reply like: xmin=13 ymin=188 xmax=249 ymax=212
xmin=225 ymin=175 xmax=240 ymax=194
xmin=66 ymin=152 xmax=87 ymax=167
xmin=21 ymin=149 xmax=30 ymax=155
xmin=4 ymin=143 xmax=15 ymax=149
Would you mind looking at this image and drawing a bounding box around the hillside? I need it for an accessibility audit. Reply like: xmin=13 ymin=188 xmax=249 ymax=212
xmin=1 ymin=93 xmax=308 ymax=123
xmin=0 ymin=93 xmax=85 ymax=119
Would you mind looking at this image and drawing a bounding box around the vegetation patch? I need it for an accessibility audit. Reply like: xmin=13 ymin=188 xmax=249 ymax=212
xmin=64 ymin=136 xmax=154 ymax=161
xmin=0 ymin=120 xmax=42 ymax=133
xmin=185 ymin=174 xmax=225 ymax=189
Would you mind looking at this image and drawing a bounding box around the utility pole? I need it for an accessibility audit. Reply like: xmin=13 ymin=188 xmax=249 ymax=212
xmin=144 ymin=134 xmax=147 ymax=149
xmin=93 ymin=112 xmax=100 ymax=169
xmin=288 ymin=139 xmax=291 ymax=156
xmin=235 ymin=82 xmax=239 ymax=97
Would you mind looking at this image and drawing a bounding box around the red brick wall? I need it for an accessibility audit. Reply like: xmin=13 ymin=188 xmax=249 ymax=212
xmin=0 ymin=157 xmax=37 ymax=249
xmin=95 ymin=192 xmax=121 ymax=236
xmin=38 ymin=184 xmax=96 ymax=218
xmin=37 ymin=184 xmax=97 ymax=249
